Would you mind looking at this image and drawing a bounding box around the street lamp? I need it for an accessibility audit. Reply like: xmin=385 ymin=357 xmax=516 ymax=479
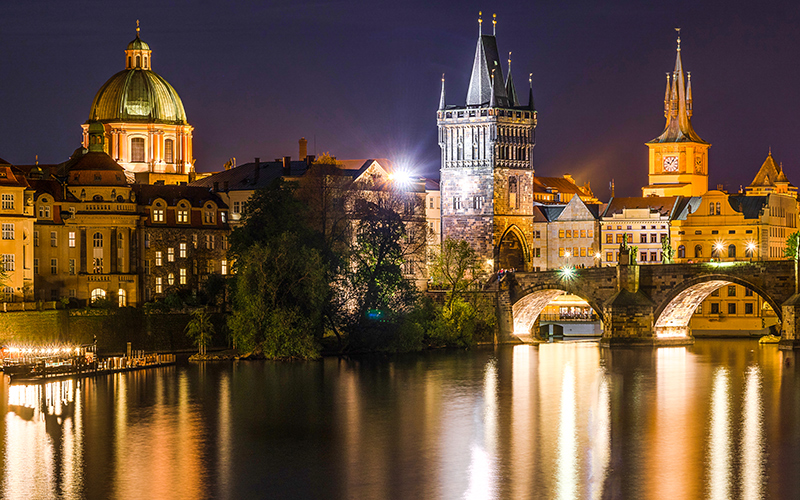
xmin=746 ymin=242 xmax=757 ymax=261
xmin=714 ymin=241 xmax=725 ymax=261
xmin=594 ymin=252 xmax=602 ymax=267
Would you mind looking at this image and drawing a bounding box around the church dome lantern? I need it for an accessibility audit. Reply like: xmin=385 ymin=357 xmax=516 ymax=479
xmin=82 ymin=22 xmax=195 ymax=185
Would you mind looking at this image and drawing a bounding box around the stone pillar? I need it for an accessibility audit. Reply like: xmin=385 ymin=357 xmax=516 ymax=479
xmin=779 ymin=294 xmax=800 ymax=350
xmin=496 ymin=282 xmax=514 ymax=342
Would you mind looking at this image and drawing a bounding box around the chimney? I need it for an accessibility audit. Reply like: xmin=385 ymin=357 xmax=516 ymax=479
xmin=254 ymin=157 xmax=260 ymax=184
xmin=299 ymin=137 xmax=308 ymax=160
xmin=213 ymin=181 xmax=219 ymax=192
xmin=282 ymin=156 xmax=291 ymax=175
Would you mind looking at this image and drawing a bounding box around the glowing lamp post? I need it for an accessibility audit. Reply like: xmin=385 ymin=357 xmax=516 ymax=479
xmin=594 ymin=252 xmax=602 ymax=268
xmin=714 ymin=242 xmax=725 ymax=261
xmin=746 ymin=242 xmax=757 ymax=262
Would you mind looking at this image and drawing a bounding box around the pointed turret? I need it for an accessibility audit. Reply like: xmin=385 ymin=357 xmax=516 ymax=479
xmin=649 ymin=29 xmax=707 ymax=144
xmin=749 ymin=150 xmax=780 ymax=188
xmin=489 ymin=70 xmax=498 ymax=107
xmin=466 ymin=13 xmax=509 ymax=107
xmin=663 ymin=73 xmax=671 ymax=118
xmin=528 ymin=73 xmax=535 ymax=111
xmin=505 ymin=52 xmax=519 ymax=107
xmin=439 ymin=74 xmax=446 ymax=110
xmin=686 ymin=72 xmax=693 ymax=117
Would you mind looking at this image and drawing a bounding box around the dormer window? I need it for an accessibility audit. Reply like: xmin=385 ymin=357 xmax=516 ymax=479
xmin=153 ymin=202 xmax=165 ymax=223
xmin=177 ymin=202 xmax=189 ymax=223
xmin=203 ymin=205 xmax=216 ymax=224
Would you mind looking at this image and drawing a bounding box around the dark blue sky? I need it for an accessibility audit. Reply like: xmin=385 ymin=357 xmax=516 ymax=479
xmin=1 ymin=0 xmax=799 ymax=198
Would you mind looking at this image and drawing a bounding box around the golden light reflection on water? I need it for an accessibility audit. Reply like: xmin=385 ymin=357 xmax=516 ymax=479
xmin=555 ymin=362 xmax=577 ymax=500
xmin=511 ymin=345 xmax=534 ymax=499
xmin=464 ymin=358 xmax=498 ymax=500
xmin=742 ymin=365 xmax=764 ymax=500
xmin=707 ymin=367 xmax=731 ymax=500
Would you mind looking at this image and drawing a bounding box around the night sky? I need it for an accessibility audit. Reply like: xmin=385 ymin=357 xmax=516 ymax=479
xmin=1 ymin=0 xmax=799 ymax=198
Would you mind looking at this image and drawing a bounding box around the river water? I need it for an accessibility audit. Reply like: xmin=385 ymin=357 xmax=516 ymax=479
xmin=1 ymin=339 xmax=799 ymax=499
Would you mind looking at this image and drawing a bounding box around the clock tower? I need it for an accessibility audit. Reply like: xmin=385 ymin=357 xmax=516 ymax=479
xmin=643 ymin=30 xmax=710 ymax=197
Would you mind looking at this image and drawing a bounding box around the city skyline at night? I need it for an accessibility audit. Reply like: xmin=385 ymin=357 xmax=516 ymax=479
xmin=1 ymin=1 xmax=799 ymax=197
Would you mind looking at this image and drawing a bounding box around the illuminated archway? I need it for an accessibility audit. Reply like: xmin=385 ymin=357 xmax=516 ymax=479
xmin=498 ymin=225 xmax=528 ymax=271
xmin=653 ymin=275 xmax=781 ymax=338
xmin=512 ymin=286 xmax=605 ymax=337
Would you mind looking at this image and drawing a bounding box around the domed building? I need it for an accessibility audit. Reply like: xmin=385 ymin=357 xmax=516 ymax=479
xmin=81 ymin=27 xmax=194 ymax=185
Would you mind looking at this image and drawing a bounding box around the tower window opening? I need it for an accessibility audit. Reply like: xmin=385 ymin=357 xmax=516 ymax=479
xmin=136 ymin=55 xmax=140 ymax=68
xmin=131 ymin=138 xmax=145 ymax=163
xmin=165 ymin=139 xmax=174 ymax=163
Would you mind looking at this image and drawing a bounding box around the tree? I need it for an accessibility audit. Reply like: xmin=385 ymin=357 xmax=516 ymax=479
xmin=430 ymin=238 xmax=483 ymax=308
xmin=661 ymin=234 xmax=675 ymax=264
xmin=227 ymin=178 xmax=329 ymax=359
xmin=341 ymin=200 xmax=418 ymax=349
xmin=786 ymin=231 xmax=800 ymax=294
xmin=185 ymin=307 xmax=215 ymax=355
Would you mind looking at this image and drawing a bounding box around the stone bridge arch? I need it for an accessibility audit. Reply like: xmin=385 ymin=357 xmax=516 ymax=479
xmin=652 ymin=273 xmax=783 ymax=338
xmin=512 ymin=283 xmax=606 ymax=337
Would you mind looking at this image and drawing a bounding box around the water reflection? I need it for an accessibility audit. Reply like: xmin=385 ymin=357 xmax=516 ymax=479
xmin=0 ymin=340 xmax=796 ymax=498
xmin=707 ymin=367 xmax=731 ymax=500
xmin=742 ymin=365 xmax=764 ymax=500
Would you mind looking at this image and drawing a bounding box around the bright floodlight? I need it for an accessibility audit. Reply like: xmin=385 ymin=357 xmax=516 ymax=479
xmin=565 ymin=251 xmax=571 ymax=258
xmin=747 ymin=242 xmax=757 ymax=252
xmin=388 ymin=169 xmax=413 ymax=186
xmin=594 ymin=252 xmax=601 ymax=259
xmin=714 ymin=242 xmax=725 ymax=252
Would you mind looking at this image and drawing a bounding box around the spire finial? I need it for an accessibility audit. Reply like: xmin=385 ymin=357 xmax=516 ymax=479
xmin=508 ymin=51 xmax=512 ymax=70
xmin=35 ymin=155 xmax=38 ymax=166
xmin=493 ymin=13 xmax=496 ymax=36
xmin=675 ymin=27 xmax=681 ymax=51
xmin=136 ymin=19 xmax=140 ymax=37
xmin=478 ymin=11 xmax=482 ymax=36
xmin=441 ymin=73 xmax=445 ymax=83
xmin=529 ymin=73 xmax=532 ymax=88
xmin=769 ymin=146 xmax=772 ymax=156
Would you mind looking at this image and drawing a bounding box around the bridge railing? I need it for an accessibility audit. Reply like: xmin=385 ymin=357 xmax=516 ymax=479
xmin=540 ymin=313 xmax=599 ymax=323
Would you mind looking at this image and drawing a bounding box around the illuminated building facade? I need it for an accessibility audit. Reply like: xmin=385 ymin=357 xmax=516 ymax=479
xmin=529 ymin=195 xmax=602 ymax=271
xmin=81 ymin=27 xmax=194 ymax=185
xmin=437 ymin=18 xmax=537 ymax=271
xmin=600 ymin=197 xmax=678 ymax=265
xmin=643 ymin=31 xmax=710 ymax=197
xmin=3 ymin=124 xmax=229 ymax=306
xmin=0 ymin=160 xmax=35 ymax=302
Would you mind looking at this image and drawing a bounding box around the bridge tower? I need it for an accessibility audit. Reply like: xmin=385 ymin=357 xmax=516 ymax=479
xmin=643 ymin=29 xmax=710 ymax=198
xmin=437 ymin=13 xmax=537 ymax=271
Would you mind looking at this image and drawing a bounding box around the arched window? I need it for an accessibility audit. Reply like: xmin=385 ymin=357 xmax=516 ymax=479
xmin=131 ymin=138 xmax=145 ymax=163
xmin=165 ymin=139 xmax=174 ymax=163
xmin=715 ymin=202 xmax=721 ymax=215
xmin=118 ymin=233 xmax=124 ymax=249
xmin=694 ymin=245 xmax=702 ymax=258
xmin=709 ymin=202 xmax=714 ymax=215
xmin=136 ymin=55 xmax=140 ymax=67
xmin=678 ymin=245 xmax=686 ymax=259
xmin=127 ymin=56 xmax=131 ymax=67
xmin=93 ymin=232 xmax=103 ymax=247
xmin=91 ymin=288 xmax=106 ymax=303
xmin=168 ymin=273 xmax=175 ymax=286
xmin=93 ymin=232 xmax=104 ymax=273
xmin=508 ymin=176 xmax=519 ymax=209
xmin=728 ymin=244 xmax=736 ymax=258
xmin=118 ymin=289 xmax=127 ymax=307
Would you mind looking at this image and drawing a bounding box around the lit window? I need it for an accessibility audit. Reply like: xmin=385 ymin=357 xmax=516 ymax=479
xmin=177 ymin=208 xmax=189 ymax=223
xmin=93 ymin=258 xmax=103 ymax=274
xmin=90 ymin=289 xmax=106 ymax=303
xmin=221 ymin=211 xmax=227 ymax=223
xmin=152 ymin=206 xmax=165 ymax=222
xmin=204 ymin=209 xmax=215 ymax=224
xmin=1 ymin=224 xmax=13 ymax=240
xmin=179 ymin=268 xmax=186 ymax=284
xmin=131 ymin=138 xmax=145 ymax=163
xmin=233 ymin=201 xmax=240 ymax=214
xmin=221 ymin=259 xmax=227 ymax=275
xmin=222 ymin=235 xmax=228 ymax=250
xmin=155 ymin=277 xmax=162 ymax=294
xmin=2 ymin=254 xmax=15 ymax=271
xmin=69 ymin=231 xmax=75 ymax=247
xmin=168 ymin=273 xmax=174 ymax=286
xmin=1 ymin=194 xmax=14 ymax=209
xmin=192 ymin=234 xmax=198 ymax=249
xmin=155 ymin=251 xmax=162 ymax=266
xmin=179 ymin=242 xmax=187 ymax=258
xmin=168 ymin=247 xmax=175 ymax=262
xmin=118 ymin=289 xmax=127 ymax=307
xmin=165 ymin=139 xmax=174 ymax=163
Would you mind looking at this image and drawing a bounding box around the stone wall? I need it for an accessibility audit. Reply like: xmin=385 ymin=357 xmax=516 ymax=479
xmin=0 ymin=308 xmax=229 ymax=354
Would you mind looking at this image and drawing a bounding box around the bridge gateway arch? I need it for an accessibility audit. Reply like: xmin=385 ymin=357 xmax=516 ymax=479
xmin=499 ymin=258 xmax=799 ymax=348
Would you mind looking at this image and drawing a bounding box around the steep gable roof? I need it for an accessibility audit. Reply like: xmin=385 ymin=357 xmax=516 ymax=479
xmin=749 ymin=152 xmax=781 ymax=187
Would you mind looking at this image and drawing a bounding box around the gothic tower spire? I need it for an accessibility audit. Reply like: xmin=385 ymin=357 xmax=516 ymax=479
xmin=505 ymin=52 xmax=519 ymax=107
xmin=439 ymin=74 xmax=446 ymax=110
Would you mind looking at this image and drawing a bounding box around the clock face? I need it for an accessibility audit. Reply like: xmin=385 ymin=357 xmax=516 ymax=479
xmin=663 ymin=156 xmax=679 ymax=172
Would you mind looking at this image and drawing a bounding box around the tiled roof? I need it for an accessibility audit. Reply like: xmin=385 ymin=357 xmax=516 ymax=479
xmin=602 ymin=196 xmax=680 ymax=217
xmin=133 ymin=184 xmax=229 ymax=208
xmin=728 ymin=195 xmax=768 ymax=219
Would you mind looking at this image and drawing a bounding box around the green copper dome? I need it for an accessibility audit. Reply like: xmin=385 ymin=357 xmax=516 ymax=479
xmin=126 ymin=36 xmax=150 ymax=51
xmin=88 ymin=68 xmax=188 ymax=125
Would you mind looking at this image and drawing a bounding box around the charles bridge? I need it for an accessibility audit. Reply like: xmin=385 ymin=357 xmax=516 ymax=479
xmin=494 ymin=256 xmax=800 ymax=349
